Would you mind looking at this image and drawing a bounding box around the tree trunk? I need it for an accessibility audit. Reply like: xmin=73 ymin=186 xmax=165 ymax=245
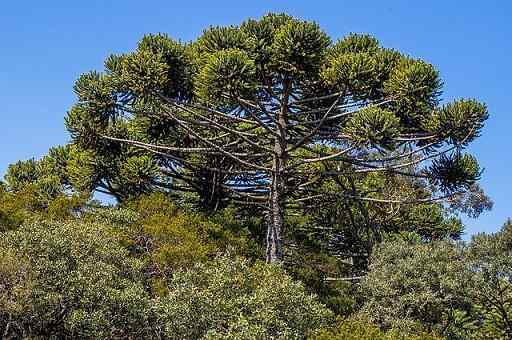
xmin=267 ymin=157 xmax=285 ymax=263
xmin=266 ymin=80 xmax=290 ymax=263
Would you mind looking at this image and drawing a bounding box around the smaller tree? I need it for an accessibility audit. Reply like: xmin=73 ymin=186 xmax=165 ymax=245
xmin=360 ymin=238 xmax=470 ymax=336
xmin=0 ymin=148 xmax=89 ymax=231
xmin=361 ymin=223 xmax=512 ymax=339
xmin=4 ymin=146 xmax=71 ymax=202
xmin=465 ymin=220 xmax=512 ymax=339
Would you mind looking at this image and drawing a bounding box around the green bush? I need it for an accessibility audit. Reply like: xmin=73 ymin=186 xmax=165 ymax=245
xmin=463 ymin=221 xmax=512 ymax=339
xmin=0 ymin=219 xmax=154 ymax=339
xmin=120 ymin=193 xmax=253 ymax=278
xmin=0 ymin=183 xmax=87 ymax=232
xmin=0 ymin=214 xmax=333 ymax=339
xmin=156 ymin=256 xmax=334 ymax=339
xmin=312 ymin=317 xmax=442 ymax=340
xmin=360 ymin=229 xmax=512 ymax=339
xmin=360 ymin=238 xmax=469 ymax=336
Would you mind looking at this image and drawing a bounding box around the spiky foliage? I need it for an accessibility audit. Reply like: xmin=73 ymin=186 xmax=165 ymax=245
xmin=65 ymin=13 xmax=488 ymax=262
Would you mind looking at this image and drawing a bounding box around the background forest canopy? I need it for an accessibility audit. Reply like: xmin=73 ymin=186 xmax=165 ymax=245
xmin=1 ymin=12 xmax=510 ymax=340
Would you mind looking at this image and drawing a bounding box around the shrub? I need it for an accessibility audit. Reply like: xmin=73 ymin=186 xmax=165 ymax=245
xmin=0 ymin=219 xmax=154 ymax=339
xmin=312 ymin=317 xmax=442 ymax=340
xmin=0 ymin=215 xmax=333 ymax=339
xmin=360 ymin=238 xmax=469 ymax=336
xmin=463 ymin=220 xmax=512 ymax=339
xmin=118 ymin=193 xmax=253 ymax=279
xmin=156 ymin=256 xmax=334 ymax=339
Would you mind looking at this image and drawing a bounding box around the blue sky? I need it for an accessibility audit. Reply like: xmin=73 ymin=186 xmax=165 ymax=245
xmin=1 ymin=1 xmax=510 ymax=236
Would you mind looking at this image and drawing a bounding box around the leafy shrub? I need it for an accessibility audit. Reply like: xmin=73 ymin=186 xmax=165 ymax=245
xmin=0 ymin=185 xmax=31 ymax=231
xmin=0 ymin=183 xmax=87 ymax=232
xmin=361 ymin=229 xmax=512 ymax=339
xmin=0 ymin=214 xmax=332 ymax=339
xmin=312 ymin=317 xmax=442 ymax=340
xmin=120 ymin=193 xmax=252 ymax=275
xmin=156 ymin=256 xmax=334 ymax=339
xmin=0 ymin=219 xmax=154 ymax=339
xmin=463 ymin=220 xmax=512 ymax=339
xmin=360 ymin=238 xmax=469 ymax=336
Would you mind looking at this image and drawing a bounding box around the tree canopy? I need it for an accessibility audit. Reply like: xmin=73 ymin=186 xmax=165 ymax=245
xmin=65 ymin=13 xmax=488 ymax=263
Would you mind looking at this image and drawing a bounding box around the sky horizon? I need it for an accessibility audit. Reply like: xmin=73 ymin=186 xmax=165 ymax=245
xmin=2 ymin=1 xmax=510 ymax=237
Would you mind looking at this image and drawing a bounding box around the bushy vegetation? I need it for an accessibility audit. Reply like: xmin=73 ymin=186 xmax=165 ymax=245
xmin=0 ymin=211 xmax=332 ymax=339
xmin=361 ymin=224 xmax=512 ymax=339
xmin=0 ymin=219 xmax=153 ymax=338
xmin=361 ymin=239 xmax=468 ymax=335
xmin=312 ymin=317 xmax=441 ymax=340
xmin=0 ymin=186 xmax=508 ymax=339
xmin=157 ymin=257 xmax=333 ymax=339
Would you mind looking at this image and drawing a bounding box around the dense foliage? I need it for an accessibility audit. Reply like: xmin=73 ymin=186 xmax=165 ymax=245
xmin=0 ymin=219 xmax=153 ymax=338
xmin=0 ymin=210 xmax=332 ymax=339
xmin=312 ymin=317 xmax=441 ymax=340
xmin=361 ymin=223 xmax=512 ymax=339
xmin=0 ymin=184 xmax=506 ymax=338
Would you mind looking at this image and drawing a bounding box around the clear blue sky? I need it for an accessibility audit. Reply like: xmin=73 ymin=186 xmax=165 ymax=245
xmin=1 ymin=1 xmax=510 ymax=236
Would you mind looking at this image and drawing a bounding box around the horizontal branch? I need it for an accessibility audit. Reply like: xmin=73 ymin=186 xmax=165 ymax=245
xmin=159 ymin=94 xmax=275 ymax=154
xmin=299 ymin=98 xmax=394 ymax=126
xmin=291 ymin=146 xmax=356 ymax=166
xmin=187 ymin=102 xmax=258 ymax=125
xmin=221 ymin=184 xmax=269 ymax=201
xmin=101 ymin=134 xmax=226 ymax=154
xmin=353 ymin=142 xmax=438 ymax=164
xmin=293 ymin=91 xmax=344 ymax=105
xmin=290 ymin=191 xmax=461 ymax=205
xmin=324 ymin=276 xmax=364 ymax=282
xmin=155 ymin=103 xmax=274 ymax=173
xmin=353 ymin=146 xmax=455 ymax=174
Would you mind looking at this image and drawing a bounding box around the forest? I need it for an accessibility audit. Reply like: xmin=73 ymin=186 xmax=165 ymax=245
xmin=1 ymin=12 xmax=510 ymax=339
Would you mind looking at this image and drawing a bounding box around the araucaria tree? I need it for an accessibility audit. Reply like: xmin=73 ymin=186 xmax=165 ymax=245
xmin=66 ymin=13 xmax=488 ymax=263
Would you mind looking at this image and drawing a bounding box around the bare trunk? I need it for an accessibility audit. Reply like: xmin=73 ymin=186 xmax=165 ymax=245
xmin=266 ymin=80 xmax=290 ymax=263
xmin=267 ymin=156 xmax=285 ymax=263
